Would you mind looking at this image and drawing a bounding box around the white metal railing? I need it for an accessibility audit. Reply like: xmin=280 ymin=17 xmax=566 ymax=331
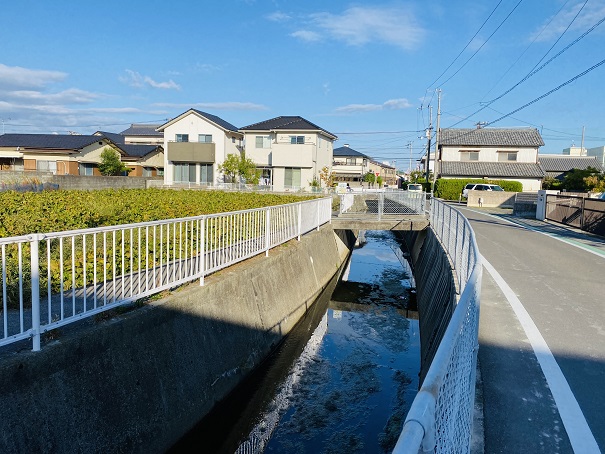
xmin=0 ymin=197 xmax=332 ymax=352
xmin=393 ymin=198 xmax=482 ymax=454
xmin=339 ymin=191 xmax=427 ymax=219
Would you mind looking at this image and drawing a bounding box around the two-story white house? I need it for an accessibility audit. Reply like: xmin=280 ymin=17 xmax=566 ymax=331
xmin=240 ymin=116 xmax=337 ymax=191
xmin=157 ymin=109 xmax=243 ymax=186
xmin=437 ymin=128 xmax=546 ymax=191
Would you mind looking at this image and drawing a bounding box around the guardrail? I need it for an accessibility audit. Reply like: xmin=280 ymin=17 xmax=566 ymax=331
xmin=0 ymin=197 xmax=332 ymax=352
xmin=394 ymin=199 xmax=482 ymax=453
xmin=339 ymin=191 xmax=427 ymax=219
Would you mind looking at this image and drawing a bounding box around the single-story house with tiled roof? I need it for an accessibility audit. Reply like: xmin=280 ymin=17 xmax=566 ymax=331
xmin=240 ymin=116 xmax=337 ymax=191
xmin=157 ymin=109 xmax=244 ymax=186
xmin=537 ymin=155 xmax=605 ymax=180
xmin=437 ymin=127 xmax=545 ymax=191
xmin=0 ymin=133 xmax=118 ymax=175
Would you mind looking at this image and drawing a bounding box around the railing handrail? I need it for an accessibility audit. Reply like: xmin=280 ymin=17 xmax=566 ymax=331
xmin=394 ymin=198 xmax=482 ymax=453
xmin=0 ymin=197 xmax=332 ymax=352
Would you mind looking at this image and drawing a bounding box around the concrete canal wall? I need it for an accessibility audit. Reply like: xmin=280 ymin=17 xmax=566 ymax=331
xmin=0 ymin=226 xmax=354 ymax=453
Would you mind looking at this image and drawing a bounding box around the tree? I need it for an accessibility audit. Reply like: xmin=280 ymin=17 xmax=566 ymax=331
xmin=363 ymin=172 xmax=376 ymax=188
xmin=562 ymin=167 xmax=603 ymax=192
xmin=319 ymin=166 xmax=336 ymax=188
xmin=98 ymin=147 xmax=131 ymax=176
xmin=218 ymin=152 xmax=260 ymax=184
xmin=376 ymin=175 xmax=383 ymax=187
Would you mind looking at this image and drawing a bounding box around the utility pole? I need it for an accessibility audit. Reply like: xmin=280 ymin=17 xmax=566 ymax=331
xmin=407 ymin=141 xmax=413 ymax=173
xmin=431 ymin=89 xmax=442 ymax=194
xmin=581 ymin=126 xmax=585 ymax=155
xmin=425 ymin=105 xmax=433 ymax=183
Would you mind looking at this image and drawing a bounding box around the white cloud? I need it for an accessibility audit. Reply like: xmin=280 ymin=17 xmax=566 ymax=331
xmin=530 ymin=1 xmax=605 ymax=42
xmin=0 ymin=63 xmax=67 ymax=90
xmin=7 ymin=88 xmax=101 ymax=105
xmin=267 ymin=11 xmax=291 ymax=22
xmin=153 ymin=101 xmax=269 ymax=111
xmin=290 ymin=30 xmax=322 ymax=42
xmin=335 ymin=98 xmax=413 ymax=113
xmin=120 ymin=70 xmax=181 ymax=90
xmin=290 ymin=6 xmax=425 ymax=50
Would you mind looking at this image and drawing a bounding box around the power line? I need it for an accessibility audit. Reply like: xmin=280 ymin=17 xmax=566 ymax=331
xmin=438 ymin=0 xmax=525 ymax=87
xmin=485 ymin=57 xmax=605 ymax=127
xmin=426 ymin=0 xmax=505 ymax=90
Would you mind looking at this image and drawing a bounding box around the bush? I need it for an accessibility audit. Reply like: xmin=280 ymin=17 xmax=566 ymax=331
xmin=434 ymin=178 xmax=523 ymax=200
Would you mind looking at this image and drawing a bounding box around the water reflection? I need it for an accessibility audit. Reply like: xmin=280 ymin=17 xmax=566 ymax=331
xmin=237 ymin=230 xmax=420 ymax=453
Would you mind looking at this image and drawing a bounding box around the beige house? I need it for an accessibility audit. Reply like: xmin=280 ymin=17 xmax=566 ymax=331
xmin=240 ymin=116 xmax=337 ymax=191
xmin=157 ymin=109 xmax=243 ymax=186
xmin=437 ymin=128 xmax=545 ymax=191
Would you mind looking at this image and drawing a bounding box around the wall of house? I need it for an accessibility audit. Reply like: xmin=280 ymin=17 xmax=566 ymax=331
xmin=243 ymin=132 xmax=272 ymax=166
xmin=441 ymin=145 xmax=538 ymax=162
xmin=587 ymin=146 xmax=605 ymax=166
xmin=163 ymin=113 xmax=239 ymax=185
xmin=78 ymin=142 xmax=118 ymax=164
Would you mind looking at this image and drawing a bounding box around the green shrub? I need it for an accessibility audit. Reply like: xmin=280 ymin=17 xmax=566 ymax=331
xmin=434 ymin=178 xmax=523 ymax=200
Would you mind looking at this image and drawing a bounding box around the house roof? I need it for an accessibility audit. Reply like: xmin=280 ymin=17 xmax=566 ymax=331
xmin=538 ymin=155 xmax=605 ymax=172
xmin=240 ymin=116 xmax=337 ymax=139
xmin=119 ymin=144 xmax=163 ymax=158
xmin=95 ymin=130 xmax=125 ymax=144
xmin=0 ymin=133 xmax=105 ymax=150
xmin=333 ymin=146 xmax=368 ymax=158
xmin=439 ymin=128 xmax=544 ymax=147
xmin=440 ymin=161 xmax=546 ymax=178
xmin=156 ymin=109 xmax=240 ymax=133
xmin=119 ymin=124 xmax=163 ymax=137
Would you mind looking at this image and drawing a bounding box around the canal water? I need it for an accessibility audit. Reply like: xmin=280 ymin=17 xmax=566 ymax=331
xmin=170 ymin=230 xmax=420 ymax=453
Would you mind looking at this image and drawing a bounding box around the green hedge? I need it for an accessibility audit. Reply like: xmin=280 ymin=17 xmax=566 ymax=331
xmin=434 ymin=178 xmax=523 ymax=200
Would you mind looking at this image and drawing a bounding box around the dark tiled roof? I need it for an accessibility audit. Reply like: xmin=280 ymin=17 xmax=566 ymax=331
xmin=538 ymin=155 xmax=604 ymax=172
xmin=440 ymin=128 xmax=544 ymax=147
xmin=191 ymin=110 xmax=239 ymax=132
xmin=119 ymin=124 xmax=163 ymax=136
xmin=0 ymin=133 xmax=104 ymax=150
xmin=333 ymin=146 xmax=368 ymax=158
xmin=440 ymin=161 xmax=546 ymax=178
xmin=240 ymin=116 xmax=337 ymax=139
xmin=119 ymin=144 xmax=162 ymax=158
xmin=95 ymin=131 xmax=125 ymax=144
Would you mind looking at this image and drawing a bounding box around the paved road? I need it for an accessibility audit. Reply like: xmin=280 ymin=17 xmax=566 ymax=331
xmin=459 ymin=207 xmax=605 ymax=454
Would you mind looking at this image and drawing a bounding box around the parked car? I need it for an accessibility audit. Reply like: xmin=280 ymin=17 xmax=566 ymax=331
xmin=462 ymin=183 xmax=504 ymax=198
xmin=407 ymin=183 xmax=423 ymax=192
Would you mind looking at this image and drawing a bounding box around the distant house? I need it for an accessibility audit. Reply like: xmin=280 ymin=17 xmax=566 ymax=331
xmin=437 ymin=128 xmax=546 ymax=191
xmin=538 ymin=155 xmax=604 ymax=180
xmin=587 ymin=146 xmax=605 ymax=167
xmin=119 ymin=124 xmax=164 ymax=145
xmin=157 ymin=109 xmax=243 ymax=186
xmin=240 ymin=116 xmax=337 ymax=191
xmin=94 ymin=131 xmax=164 ymax=177
xmin=0 ymin=133 xmax=119 ymax=176
xmin=332 ymin=145 xmax=370 ymax=187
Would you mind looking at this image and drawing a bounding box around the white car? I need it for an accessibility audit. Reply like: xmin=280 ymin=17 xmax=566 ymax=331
xmin=462 ymin=183 xmax=504 ymax=198
xmin=407 ymin=184 xmax=423 ymax=192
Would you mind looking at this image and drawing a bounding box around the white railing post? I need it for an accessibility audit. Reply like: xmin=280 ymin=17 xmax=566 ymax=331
xmin=199 ymin=217 xmax=206 ymax=286
xmin=316 ymin=200 xmax=320 ymax=231
xmin=378 ymin=193 xmax=384 ymax=221
xmin=297 ymin=203 xmax=302 ymax=241
xmin=30 ymin=234 xmax=41 ymax=352
xmin=265 ymin=208 xmax=271 ymax=257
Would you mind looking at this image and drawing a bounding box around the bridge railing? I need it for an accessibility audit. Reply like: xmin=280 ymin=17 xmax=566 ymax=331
xmin=394 ymin=198 xmax=482 ymax=454
xmin=0 ymin=197 xmax=332 ymax=352
xmin=339 ymin=191 xmax=427 ymax=219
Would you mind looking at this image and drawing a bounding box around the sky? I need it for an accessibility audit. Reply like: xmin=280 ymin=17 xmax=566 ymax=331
xmin=2 ymin=0 xmax=605 ymax=170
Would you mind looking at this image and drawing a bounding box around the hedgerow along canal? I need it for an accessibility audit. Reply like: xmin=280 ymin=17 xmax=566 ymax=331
xmin=170 ymin=230 xmax=420 ymax=453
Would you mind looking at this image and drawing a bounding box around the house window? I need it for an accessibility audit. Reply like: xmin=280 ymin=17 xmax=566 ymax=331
xmin=255 ymin=136 xmax=271 ymax=148
xmin=460 ymin=151 xmax=479 ymax=161
xmin=36 ymin=160 xmax=57 ymax=174
xmin=346 ymin=157 xmax=355 ymax=165
xmin=498 ymin=151 xmax=518 ymax=162
xmin=175 ymin=134 xmax=189 ymax=143
xmin=79 ymin=163 xmax=95 ymax=176
xmin=157 ymin=168 xmax=164 ymax=176
xmin=290 ymin=136 xmax=305 ymax=144
xmin=231 ymin=137 xmax=236 ymax=143
xmin=200 ymin=164 xmax=213 ymax=184
xmin=143 ymin=167 xmax=153 ymax=177
xmin=284 ymin=167 xmax=301 ymax=188
xmin=174 ymin=163 xmax=196 ymax=183
xmin=198 ymin=134 xmax=212 ymax=143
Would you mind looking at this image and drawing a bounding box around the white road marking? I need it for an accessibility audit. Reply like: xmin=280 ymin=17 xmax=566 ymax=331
xmin=482 ymin=256 xmax=601 ymax=453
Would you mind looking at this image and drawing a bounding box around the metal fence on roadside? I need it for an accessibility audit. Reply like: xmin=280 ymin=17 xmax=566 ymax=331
xmin=0 ymin=197 xmax=332 ymax=352
xmin=394 ymin=199 xmax=482 ymax=454
xmin=546 ymin=194 xmax=605 ymax=237
xmin=339 ymin=191 xmax=427 ymax=219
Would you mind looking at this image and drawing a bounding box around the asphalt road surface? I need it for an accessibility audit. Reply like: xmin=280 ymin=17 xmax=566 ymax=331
xmin=460 ymin=207 xmax=605 ymax=454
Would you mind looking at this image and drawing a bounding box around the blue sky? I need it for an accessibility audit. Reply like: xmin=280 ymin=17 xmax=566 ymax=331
xmin=1 ymin=0 xmax=605 ymax=169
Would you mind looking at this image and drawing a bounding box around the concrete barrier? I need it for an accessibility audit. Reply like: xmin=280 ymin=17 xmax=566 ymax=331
xmin=0 ymin=226 xmax=353 ymax=453
xmin=467 ymin=191 xmax=516 ymax=208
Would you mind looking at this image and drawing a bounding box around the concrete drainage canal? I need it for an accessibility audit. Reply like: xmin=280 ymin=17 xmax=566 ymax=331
xmin=170 ymin=230 xmax=420 ymax=453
